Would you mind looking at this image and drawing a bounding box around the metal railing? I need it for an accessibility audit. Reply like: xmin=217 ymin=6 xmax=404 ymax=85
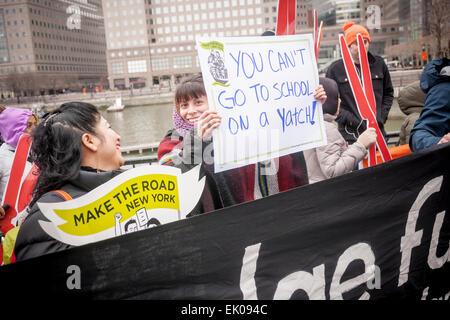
xmin=122 ymin=155 xmax=158 ymax=169
xmin=122 ymin=131 xmax=402 ymax=168
xmin=386 ymin=130 xmax=400 ymax=147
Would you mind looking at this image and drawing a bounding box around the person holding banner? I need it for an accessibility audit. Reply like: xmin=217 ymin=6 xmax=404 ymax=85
xmin=326 ymin=21 xmax=393 ymax=145
xmin=158 ymin=74 xmax=327 ymax=214
xmin=0 ymin=105 xmax=38 ymax=206
xmin=14 ymin=102 xmax=125 ymax=261
xmin=304 ymin=78 xmax=377 ymax=183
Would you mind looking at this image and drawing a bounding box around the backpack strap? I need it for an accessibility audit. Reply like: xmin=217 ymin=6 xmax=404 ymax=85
xmin=3 ymin=190 xmax=73 ymax=265
xmin=51 ymin=190 xmax=73 ymax=201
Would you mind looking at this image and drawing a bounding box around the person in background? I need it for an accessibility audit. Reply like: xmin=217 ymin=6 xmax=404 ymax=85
xmin=326 ymin=21 xmax=393 ymax=145
xmin=0 ymin=106 xmax=38 ymax=206
xmin=157 ymin=73 xmax=326 ymax=215
xmin=410 ymin=58 xmax=450 ymax=151
xmin=304 ymin=78 xmax=377 ymax=183
xmin=397 ymin=81 xmax=426 ymax=146
xmin=14 ymin=102 xmax=124 ymax=261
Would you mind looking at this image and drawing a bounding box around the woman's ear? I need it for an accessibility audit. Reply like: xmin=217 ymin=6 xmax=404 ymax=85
xmin=81 ymin=132 xmax=98 ymax=152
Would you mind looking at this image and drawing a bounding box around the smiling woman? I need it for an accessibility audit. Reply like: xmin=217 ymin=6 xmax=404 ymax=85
xmin=14 ymin=101 xmax=125 ymax=261
xmin=157 ymin=73 xmax=221 ymax=166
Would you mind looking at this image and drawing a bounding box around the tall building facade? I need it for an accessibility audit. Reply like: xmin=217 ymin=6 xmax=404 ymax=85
xmin=310 ymin=0 xmax=361 ymax=26
xmin=360 ymin=0 xmax=401 ymax=55
xmin=103 ymin=0 xmax=286 ymax=90
xmin=0 ymin=0 xmax=108 ymax=96
xmin=296 ymin=0 xmax=311 ymax=29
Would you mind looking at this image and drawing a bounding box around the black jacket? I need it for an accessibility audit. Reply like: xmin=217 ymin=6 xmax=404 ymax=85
xmin=326 ymin=52 xmax=394 ymax=143
xmin=14 ymin=169 xmax=123 ymax=261
xmin=165 ymin=128 xmax=308 ymax=216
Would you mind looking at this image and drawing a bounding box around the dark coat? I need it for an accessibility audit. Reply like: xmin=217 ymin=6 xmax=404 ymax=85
xmin=326 ymin=52 xmax=394 ymax=143
xmin=410 ymin=59 xmax=450 ymax=151
xmin=159 ymin=128 xmax=308 ymax=216
xmin=397 ymin=80 xmax=426 ymax=145
xmin=14 ymin=169 xmax=122 ymax=261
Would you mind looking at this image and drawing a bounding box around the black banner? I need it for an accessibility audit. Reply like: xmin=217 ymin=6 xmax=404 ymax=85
xmin=0 ymin=144 xmax=449 ymax=302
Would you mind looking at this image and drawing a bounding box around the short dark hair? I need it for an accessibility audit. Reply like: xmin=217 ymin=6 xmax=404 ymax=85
xmin=261 ymin=30 xmax=275 ymax=36
xmin=174 ymin=73 xmax=206 ymax=113
xmin=125 ymin=219 xmax=137 ymax=232
xmin=146 ymin=217 xmax=161 ymax=228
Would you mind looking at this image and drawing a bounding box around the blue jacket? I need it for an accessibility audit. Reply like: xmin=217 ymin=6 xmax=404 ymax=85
xmin=410 ymin=59 xmax=450 ymax=151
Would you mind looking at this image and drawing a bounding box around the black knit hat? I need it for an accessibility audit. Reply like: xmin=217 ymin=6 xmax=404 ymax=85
xmin=261 ymin=30 xmax=275 ymax=36
xmin=319 ymin=77 xmax=339 ymax=115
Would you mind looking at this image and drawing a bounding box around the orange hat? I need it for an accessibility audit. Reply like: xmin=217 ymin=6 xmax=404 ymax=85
xmin=343 ymin=21 xmax=370 ymax=46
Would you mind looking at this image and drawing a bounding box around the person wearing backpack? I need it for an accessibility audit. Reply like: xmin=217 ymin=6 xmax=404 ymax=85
xmin=14 ymin=102 xmax=125 ymax=261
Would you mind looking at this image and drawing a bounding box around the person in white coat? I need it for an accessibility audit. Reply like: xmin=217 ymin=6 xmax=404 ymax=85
xmin=304 ymin=78 xmax=377 ymax=184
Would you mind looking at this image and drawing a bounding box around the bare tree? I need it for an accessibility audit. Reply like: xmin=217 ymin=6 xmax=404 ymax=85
xmin=5 ymin=73 xmax=21 ymax=96
xmin=61 ymin=74 xmax=77 ymax=92
xmin=22 ymin=72 xmax=39 ymax=97
xmin=429 ymin=0 xmax=450 ymax=58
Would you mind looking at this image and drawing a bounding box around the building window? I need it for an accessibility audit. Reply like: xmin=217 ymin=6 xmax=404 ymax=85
xmin=151 ymin=58 xmax=169 ymax=71
xmin=128 ymin=60 xmax=147 ymax=73
xmin=111 ymin=62 xmax=124 ymax=74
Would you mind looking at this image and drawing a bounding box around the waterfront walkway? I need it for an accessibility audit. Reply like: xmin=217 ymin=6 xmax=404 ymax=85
xmin=3 ymin=87 xmax=175 ymax=111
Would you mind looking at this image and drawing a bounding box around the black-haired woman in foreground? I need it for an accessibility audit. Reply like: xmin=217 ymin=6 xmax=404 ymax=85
xmin=14 ymin=102 xmax=124 ymax=261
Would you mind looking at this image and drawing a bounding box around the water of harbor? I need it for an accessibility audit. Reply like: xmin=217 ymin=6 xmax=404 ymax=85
xmin=101 ymin=101 xmax=405 ymax=147
xmin=101 ymin=103 xmax=174 ymax=146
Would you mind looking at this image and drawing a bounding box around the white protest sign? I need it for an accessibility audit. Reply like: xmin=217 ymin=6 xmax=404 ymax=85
xmin=38 ymin=165 xmax=205 ymax=246
xmin=197 ymin=34 xmax=327 ymax=173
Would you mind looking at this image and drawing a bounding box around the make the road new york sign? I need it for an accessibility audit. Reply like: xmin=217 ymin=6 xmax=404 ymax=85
xmin=38 ymin=165 xmax=205 ymax=246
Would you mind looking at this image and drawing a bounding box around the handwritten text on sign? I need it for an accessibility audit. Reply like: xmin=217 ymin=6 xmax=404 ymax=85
xmin=197 ymin=35 xmax=327 ymax=173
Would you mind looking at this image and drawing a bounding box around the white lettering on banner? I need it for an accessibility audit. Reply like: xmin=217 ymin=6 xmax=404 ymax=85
xmin=240 ymin=242 xmax=377 ymax=300
xmin=398 ymin=176 xmax=443 ymax=286
xmin=239 ymin=176 xmax=448 ymax=300
xmin=421 ymin=286 xmax=429 ymax=300
xmin=422 ymin=287 xmax=450 ymax=300
xmin=273 ymin=264 xmax=326 ymax=300
xmin=428 ymin=211 xmax=450 ymax=269
xmin=239 ymin=243 xmax=260 ymax=300
xmin=329 ymin=243 xmax=375 ymax=300
xmin=366 ymin=265 xmax=381 ymax=290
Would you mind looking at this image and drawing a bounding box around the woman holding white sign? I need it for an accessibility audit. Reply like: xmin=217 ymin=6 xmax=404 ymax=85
xmin=158 ymin=74 xmax=327 ymax=214
xmin=14 ymin=102 xmax=125 ymax=261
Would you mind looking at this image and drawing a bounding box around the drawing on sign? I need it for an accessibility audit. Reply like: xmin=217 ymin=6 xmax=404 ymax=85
xmin=208 ymin=50 xmax=228 ymax=85
xmin=201 ymin=41 xmax=229 ymax=87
